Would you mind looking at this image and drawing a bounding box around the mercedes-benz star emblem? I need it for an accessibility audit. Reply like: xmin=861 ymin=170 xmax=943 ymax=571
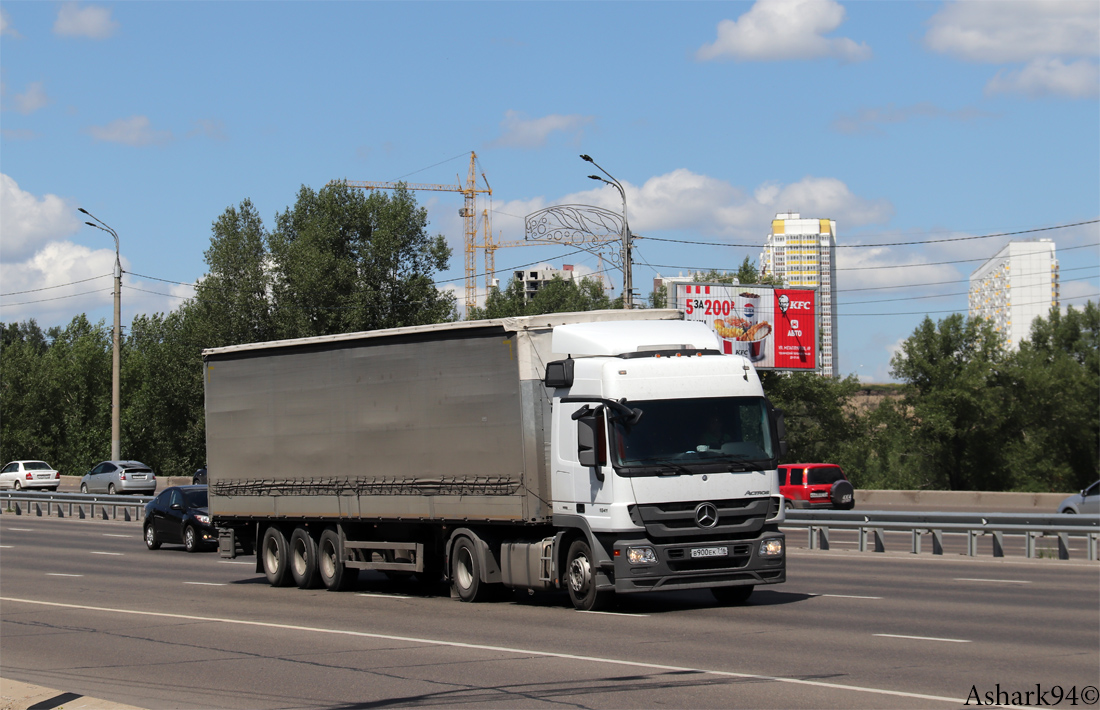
xmin=694 ymin=502 xmax=719 ymax=528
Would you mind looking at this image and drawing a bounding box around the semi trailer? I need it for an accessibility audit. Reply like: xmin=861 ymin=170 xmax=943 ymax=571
xmin=204 ymin=309 xmax=788 ymax=610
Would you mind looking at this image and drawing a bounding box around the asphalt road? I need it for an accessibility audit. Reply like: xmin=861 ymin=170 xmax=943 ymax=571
xmin=1 ymin=517 xmax=1097 ymax=710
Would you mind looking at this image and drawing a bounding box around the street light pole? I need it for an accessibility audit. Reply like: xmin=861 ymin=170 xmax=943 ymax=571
xmin=79 ymin=208 xmax=121 ymax=461
xmin=580 ymin=155 xmax=633 ymax=309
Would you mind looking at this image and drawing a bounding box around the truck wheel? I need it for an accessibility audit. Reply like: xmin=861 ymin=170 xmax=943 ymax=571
xmin=711 ymin=585 xmax=754 ymax=605
xmin=565 ymin=539 xmax=612 ymax=611
xmin=290 ymin=527 xmax=320 ymax=589
xmin=318 ymin=528 xmax=356 ymax=591
xmin=261 ymin=527 xmax=292 ymax=587
xmin=144 ymin=524 xmax=161 ymax=550
xmin=450 ymin=536 xmax=491 ymax=602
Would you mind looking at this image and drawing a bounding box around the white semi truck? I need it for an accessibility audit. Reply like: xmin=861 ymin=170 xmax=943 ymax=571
xmin=205 ymin=310 xmax=787 ymax=610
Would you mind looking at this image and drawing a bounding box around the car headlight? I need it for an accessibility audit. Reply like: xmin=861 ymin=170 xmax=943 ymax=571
xmin=758 ymin=538 xmax=784 ymax=557
xmin=194 ymin=514 xmax=211 ymax=525
xmin=626 ymin=546 xmax=658 ymax=564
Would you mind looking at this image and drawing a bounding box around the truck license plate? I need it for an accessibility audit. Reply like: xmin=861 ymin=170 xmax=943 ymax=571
xmin=691 ymin=546 xmax=727 ymax=558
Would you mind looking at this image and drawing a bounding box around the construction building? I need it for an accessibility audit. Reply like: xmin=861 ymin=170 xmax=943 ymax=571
xmin=968 ymin=240 xmax=1060 ymax=350
xmin=512 ymin=264 xmax=580 ymax=304
xmin=760 ymin=213 xmax=839 ymax=376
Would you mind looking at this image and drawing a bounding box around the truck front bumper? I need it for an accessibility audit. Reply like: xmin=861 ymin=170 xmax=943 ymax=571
xmin=610 ymin=532 xmax=785 ymax=593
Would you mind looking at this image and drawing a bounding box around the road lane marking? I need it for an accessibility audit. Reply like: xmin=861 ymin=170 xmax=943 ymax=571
xmin=0 ymin=545 xmax=12 ymax=549
xmin=184 ymin=582 xmax=226 ymax=586
xmin=7 ymin=528 xmax=34 ymax=531
xmin=0 ymin=596 xmax=962 ymax=705
xmin=218 ymin=561 xmax=253 ymax=565
xmin=102 ymin=534 xmax=133 ymax=538
xmin=576 ymin=610 xmax=650 ymax=617
xmin=90 ymin=551 xmax=122 ymax=556
xmin=46 ymin=573 xmax=83 ymax=577
xmin=809 ymin=593 xmax=883 ymax=600
xmin=874 ymin=633 xmax=971 ymax=643
xmin=954 ymin=578 xmax=1030 ymax=584
xmin=357 ymin=593 xmax=414 ymax=599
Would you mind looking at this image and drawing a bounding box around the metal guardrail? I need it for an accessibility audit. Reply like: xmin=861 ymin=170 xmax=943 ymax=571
xmin=3 ymin=492 xmax=1097 ymax=561
xmin=0 ymin=491 xmax=151 ymax=523
xmin=783 ymin=509 xmax=1100 ymax=561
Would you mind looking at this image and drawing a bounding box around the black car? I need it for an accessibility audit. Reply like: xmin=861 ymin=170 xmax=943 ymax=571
xmin=192 ymin=468 xmax=207 ymax=485
xmin=143 ymin=485 xmax=216 ymax=552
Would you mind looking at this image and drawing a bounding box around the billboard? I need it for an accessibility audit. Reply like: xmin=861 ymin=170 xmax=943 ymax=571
xmin=675 ymin=283 xmax=818 ymax=371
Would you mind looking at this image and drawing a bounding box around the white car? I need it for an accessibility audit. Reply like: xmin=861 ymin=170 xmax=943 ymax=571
xmin=1058 ymin=480 xmax=1099 ymax=515
xmin=1 ymin=460 xmax=61 ymax=491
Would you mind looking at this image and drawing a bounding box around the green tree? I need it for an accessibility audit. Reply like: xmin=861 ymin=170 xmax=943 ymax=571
xmin=888 ymin=313 xmax=1013 ymax=490
xmin=760 ymin=371 xmax=863 ymax=472
xmin=268 ymin=183 xmax=455 ymax=338
xmin=1001 ymin=302 xmax=1099 ymax=491
xmin=468 ymin=275 xmax=611 ymax=320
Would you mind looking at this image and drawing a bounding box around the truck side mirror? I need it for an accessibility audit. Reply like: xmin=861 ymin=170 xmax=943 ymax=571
xmin=577 ymin=409 xmax=607 ymax=470
xmin=544 ymin=358 xmax=574 ymax=388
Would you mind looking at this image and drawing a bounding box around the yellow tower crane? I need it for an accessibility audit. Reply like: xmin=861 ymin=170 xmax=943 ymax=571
xmin=341 ymin=151 xmax=492 ymax=313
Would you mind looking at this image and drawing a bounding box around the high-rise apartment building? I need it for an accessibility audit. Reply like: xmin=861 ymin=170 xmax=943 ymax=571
xmin=968 ymin=240 xmax=1059 ymax=349
xmin=760 ymin=213 xmax=838 ymax=376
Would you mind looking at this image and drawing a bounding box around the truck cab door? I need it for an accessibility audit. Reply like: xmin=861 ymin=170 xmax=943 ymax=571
xmin=552 ymin=403 xmax=614 ymax=514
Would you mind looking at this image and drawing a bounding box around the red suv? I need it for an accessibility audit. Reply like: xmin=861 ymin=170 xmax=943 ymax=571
xmin=778 ymin=463 xmax=855 ymax=510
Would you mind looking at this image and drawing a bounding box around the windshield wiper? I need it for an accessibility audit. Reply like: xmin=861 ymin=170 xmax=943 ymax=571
xmin=628 ymin=458 xmax=696 ymax=476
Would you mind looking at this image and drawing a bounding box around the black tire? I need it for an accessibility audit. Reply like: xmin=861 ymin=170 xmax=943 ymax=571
xmin=183 ymin=525 xmax=199 ymax=553
xmin=565 ymin=538 xmax=612 ymax=611
xmin=711 ymin=585 xmax=754 ymax=606
xmin=261 ymin=526 xmax=292 ymax=587
xmin=831 ymin=480 xmax=855 ymax=509
xmin=80 ymin=483 xmax=88 ymax=494
xmin=450 ymin=536 xmax=493 ymax=603
xmin=1062 ymin=509 xmax=1076 ymax=514
xmin=144 ymin=524 xmax=161 ymax=550
xmin=290 ymin=527 xmax=320 ymax=589
xmin=108 ymin=483 xmax=116 ymax=495
xmin=12 ymin=481 xmax=21 ymax=491
xmin=318 ymin=528 xmax=356 ymax=591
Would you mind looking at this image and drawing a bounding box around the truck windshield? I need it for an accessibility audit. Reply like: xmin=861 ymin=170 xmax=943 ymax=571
xmin=609 ymin=397 xmax=774 ymax=475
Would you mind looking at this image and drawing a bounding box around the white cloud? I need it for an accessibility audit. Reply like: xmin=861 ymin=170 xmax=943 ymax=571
xmin=1 ymin=8 xmax=21 ymax=37
xmin=13 ymin=82 xmax=51 ymax=115
xmin=696 ymin=0 xmax=871 ymax=63
xmin=496 ymin=170 xmax=892 ymax=241
xmin=831 ymin=102 xmax=993 ymax=135
xmin=0 ymin=174 xmax=82 ymax=261
xmin=86 ymin=116 xmax=173 ymax=146
xmin=53 ymin=2 xmax=118 ymax=39
xmin=187 ymin=118 xmax=228 ymax=141
xmin=491 ymin=110 xmax=594 ymax=148
xmin=925 ymin=1 xmax=1099 ymax=100
xmin=985 ymin=57 xmax=1100 ymax=99
xmin=925 ymin=0 xmax=1098 ymax=63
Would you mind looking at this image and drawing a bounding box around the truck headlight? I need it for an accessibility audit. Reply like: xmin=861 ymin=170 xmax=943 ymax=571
xmin=759 ymin=538 xmax=784 ymax=557
xmin=626 ymin=546 xmax=658 ymax=564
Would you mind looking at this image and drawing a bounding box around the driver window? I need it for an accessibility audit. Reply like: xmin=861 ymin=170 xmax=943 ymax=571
xmin=169 ymin=490 xmax=183 ymax=508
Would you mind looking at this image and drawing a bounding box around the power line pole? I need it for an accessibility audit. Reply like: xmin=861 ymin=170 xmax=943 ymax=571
xmin=80 ymin=208 xmax=121 ymax=461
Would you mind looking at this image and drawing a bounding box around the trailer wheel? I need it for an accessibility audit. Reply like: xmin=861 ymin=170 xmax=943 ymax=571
xmin=261 ymin=527 xmax=292 ymax=587
xmin=711 ymin=585 xmax=754 ymax=605
xmin=290 ymin=527 xmax=320 ymax=589
xmin=565 ymin=539 xmax=612 ymax=611
xmin=318 ymin=528 xmax=356 ymax=591
xmin=450 ymin=536 xmax=491 ymax=602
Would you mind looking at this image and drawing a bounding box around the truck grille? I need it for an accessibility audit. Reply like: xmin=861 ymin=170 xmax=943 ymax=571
xmin=634 ymin=498 xmax=769 ymax=541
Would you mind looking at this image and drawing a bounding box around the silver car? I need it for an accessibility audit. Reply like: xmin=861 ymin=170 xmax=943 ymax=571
xmin=0 ymin=460 xmax=61 ymax=491
xmin=1058 ymin=480 xmax=1099 ymax=515
xmin=80 ymin=460 xmax=157 ymax=495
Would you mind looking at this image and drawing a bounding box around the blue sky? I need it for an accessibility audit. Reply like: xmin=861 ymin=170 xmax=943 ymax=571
xmin=2 ymin=0 xmax=1097 ymax=382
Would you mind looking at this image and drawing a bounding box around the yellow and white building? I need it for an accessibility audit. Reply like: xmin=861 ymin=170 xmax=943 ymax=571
xmin=968 ymin=240 xmax=1059 ymax=350
xmin=759 ymin=212 xmax=838 ymax=376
